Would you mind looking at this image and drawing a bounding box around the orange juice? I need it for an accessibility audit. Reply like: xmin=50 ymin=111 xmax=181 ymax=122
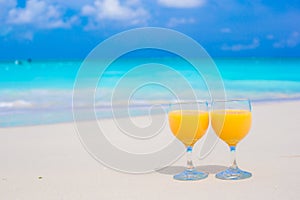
xmin=211 ymin=110 xmax=251 ymax=146
xmin=168 ymin=110 xmax=209 ymax=147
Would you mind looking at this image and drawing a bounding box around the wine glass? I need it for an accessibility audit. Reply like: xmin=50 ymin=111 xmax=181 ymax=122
xmin=211 ymin=99 xmax=252 ymax=180
xmin=168 ymin=101 xmax=209 ymax=181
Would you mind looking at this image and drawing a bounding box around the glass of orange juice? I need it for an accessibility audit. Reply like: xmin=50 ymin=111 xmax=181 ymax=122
xmin=168 ymin=101 xmax=209 ymax=181
xmin=211 ymin=99 xmax=252 ymax=180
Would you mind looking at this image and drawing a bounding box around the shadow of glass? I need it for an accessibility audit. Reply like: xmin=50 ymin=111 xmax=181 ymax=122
xmin=196 ymin=165 xmax=227 ymax=174
xmin=156 ymin=165 xmax=227 ymax=175
xmin=156 ymin=166 xmax=185 ymax=175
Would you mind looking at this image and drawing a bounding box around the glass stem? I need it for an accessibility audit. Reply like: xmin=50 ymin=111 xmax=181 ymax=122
xmin=186 ymin=146 xmax=194 ymax=171
xmin=230 ymin=146 xmax=238 ymax=170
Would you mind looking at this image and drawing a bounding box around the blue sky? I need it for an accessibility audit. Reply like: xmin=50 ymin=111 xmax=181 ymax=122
xmin=0 ymin=0 xmax=300 ymax=60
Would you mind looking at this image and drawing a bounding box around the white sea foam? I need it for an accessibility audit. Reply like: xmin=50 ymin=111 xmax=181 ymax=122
xmin=0 ymin=100 xmax=33 ymax=108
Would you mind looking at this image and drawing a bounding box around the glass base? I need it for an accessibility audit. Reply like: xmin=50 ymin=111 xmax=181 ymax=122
xmin=215 ymin=167 xmax=252 ymax=180
xmin=173 ymin=169 xmax=208 ymax=181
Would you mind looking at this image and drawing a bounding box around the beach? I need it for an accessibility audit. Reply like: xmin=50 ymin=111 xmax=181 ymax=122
xmin=0 ymin=100 xmax=299 ymax=199
xmin=1 ymin=0 xmax=300 ymax=199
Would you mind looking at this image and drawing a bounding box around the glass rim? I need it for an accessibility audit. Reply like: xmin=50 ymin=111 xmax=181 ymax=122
xmin=168 ymin=100 xmax=209 ymax=106
xmin=211 ymin=98 xmax=252 ymax=111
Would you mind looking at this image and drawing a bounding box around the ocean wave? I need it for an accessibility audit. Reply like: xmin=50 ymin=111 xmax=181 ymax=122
xmin=0 ymin=100 xmax=33 ymax=108
xmin=224 ymin=80 xmax=300 ymax=92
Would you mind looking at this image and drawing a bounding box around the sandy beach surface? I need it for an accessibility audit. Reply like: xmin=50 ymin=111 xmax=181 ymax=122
xmin=0 ymin=101 xmax=300 ymax=200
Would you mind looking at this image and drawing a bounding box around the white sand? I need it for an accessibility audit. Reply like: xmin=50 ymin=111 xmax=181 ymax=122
xmin=0 ymin=101 xmax=300 ymax=199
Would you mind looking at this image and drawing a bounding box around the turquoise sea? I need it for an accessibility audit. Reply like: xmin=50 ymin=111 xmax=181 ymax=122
xmin=1 ymin=57 xmax=300 ymax=127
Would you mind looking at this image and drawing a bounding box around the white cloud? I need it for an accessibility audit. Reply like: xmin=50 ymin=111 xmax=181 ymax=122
xmin=273 ymin=32 xmax=300 ymax=48
xmin=125 ymin=0 xmax=141 ymax=6
xmin=46 ymin=0 xmax=94 ymax=9
xmin=158 ymin=0 xmax=205 ymax=8
xmin=167 ymin=17 xmax=195 ymax=27
xmin=222 ymin=38 xmax=260 ymax=51
xmin=0 ymin=0 xmax=15 ymax=36
xmin=0 ymin=0 xmax=16 ymax=23
xmin=6 ymin=0 xmax=77 ymax=29
xmin=220 ymin=28 xmax=231 ymax=33
xmin=0 ymin=0 xmax=16 ymax=9
xmin=81 ymin=0 xmax=149 ymax=29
